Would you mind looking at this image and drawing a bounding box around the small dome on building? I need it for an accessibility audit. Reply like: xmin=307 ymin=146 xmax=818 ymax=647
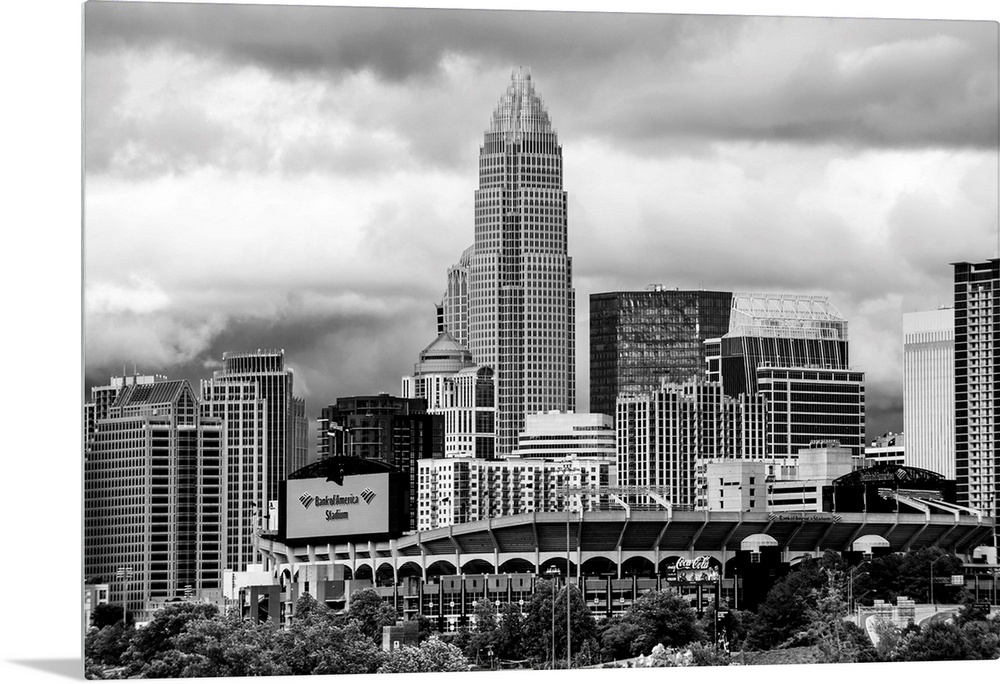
xmin=740 ymin=533 xmax=779 ymax=552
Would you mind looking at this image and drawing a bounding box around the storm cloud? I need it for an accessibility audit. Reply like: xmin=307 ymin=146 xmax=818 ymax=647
xmin=83 ymin=4 xmax=999 ymax=457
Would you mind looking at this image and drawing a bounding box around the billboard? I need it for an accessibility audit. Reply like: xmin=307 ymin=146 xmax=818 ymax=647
xmin=666 ymin=556 xmax=721 ymax=584
xmin=284 ymin=473 xmax=390 ymax=541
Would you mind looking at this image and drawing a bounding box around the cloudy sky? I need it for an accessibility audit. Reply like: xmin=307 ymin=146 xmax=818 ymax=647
xmin=83 ymin=1 xmax=998 ymax=456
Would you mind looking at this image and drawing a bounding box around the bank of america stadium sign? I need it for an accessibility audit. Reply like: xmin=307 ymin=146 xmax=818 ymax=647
xmin=284 ymin=473 xmax=389 ymax=540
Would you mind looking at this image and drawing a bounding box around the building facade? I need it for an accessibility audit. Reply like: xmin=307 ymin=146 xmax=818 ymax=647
xmin=866 ymin=432 xmax=906 ymax=467
xmin=200 ymin=376 xmax=269 ymax=572
xmin=206 ymin=350 xmax=308 ymax=510
xmin=511 ymin=411 xmax=615 ymax=460
xmin=400 ymin=332 xmax=496 ymax=459
xmin=416 ymin=455 xmax=615 ymax=531
xmin=440 ymin=68 xmax=576 ymax=456
xmin=707 ymin=292 xmax=850 ymax=397
xmin=756 ymin=366 xmax=866 ymax=457
xmin=903 ymin=308 xmax=955 ymax=477
xmin=589 ymin=287 xmax=732 ymax=419
xmin=317 ymin=394 xmax=444 ymax=532
xmin=84 ymin=372 xmax=167 ymax=453
xmin=84 ymin=380 xmax=225 ymax=620
xmin=953 ymin=259 xmax=999 ymax=517
xmin=616 ymin=377 xmax=766 ymax=509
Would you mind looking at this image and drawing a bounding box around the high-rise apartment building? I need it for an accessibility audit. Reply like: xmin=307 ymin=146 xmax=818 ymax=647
xmin=205 ymin=350 xmax=308 ymax=514
xmin=400 ymin=332 xmax=497 ymax=459
xmin=200 ymin=376 xmax=268 ymax=572
xmin=903 ymin=308 xmax=955 ymax=477
xmin=84 ymin=380 xmax=225 ymax=620
xmin=589 ymin=287 xmax=732 ymax=419
xmin=953 ymin=259 xmax=999 ymax=517
xmin=440 ymin=68 xmax=575 ymax=456
xmin=417 ymin=454 xmax=615 ymax=531
xmin=616 ymin=377 xmax=766 ymax=509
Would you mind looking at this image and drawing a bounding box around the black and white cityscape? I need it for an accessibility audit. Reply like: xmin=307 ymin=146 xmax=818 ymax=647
xmin=81 ymin=3 xmax=999 ymax=677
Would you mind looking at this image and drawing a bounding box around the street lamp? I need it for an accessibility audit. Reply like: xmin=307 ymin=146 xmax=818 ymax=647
xmin=848 ymin=560 xmax=871 ymax=615
xmin=115 ymin=566 xmax=133 ymax=626
xmin=545 ymin=566 xmax=559 ymax=669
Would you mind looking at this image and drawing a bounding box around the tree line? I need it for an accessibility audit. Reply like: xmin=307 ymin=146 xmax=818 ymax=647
xmin=85 ymin=546 xmax=1000 ymax=677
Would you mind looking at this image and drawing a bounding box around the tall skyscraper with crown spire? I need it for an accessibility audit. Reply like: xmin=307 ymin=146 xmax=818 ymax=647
xmin=441 ymin=68 xmax=575 ymax=455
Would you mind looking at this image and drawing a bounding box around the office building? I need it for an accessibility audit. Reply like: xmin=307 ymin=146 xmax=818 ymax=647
xmin=766 ymin=442 xmax=855 ymax=512
xmin=707 ymin=292 xmax=850 ymax=397
xmin=867 ymin=432 xmax=906 ymax=467
xmin=953 ymin=259 xmax=999 ymax=517
xmin=903 ymin=308 xmax=955 ymax=477
xmin=589 ymin=287 xmax=732 ymax=419
xmin=400 ymin=332 xmax=497 ymax=459
xmin=756 ymin=365 xmax=866 ymax=457
xmin=84 ymin=380 xmax=225 ymax=621
xmin=205 ymin=350 xmax=308 ymax=512
xmin=616 ymin=377 xmax=766 ymax=509
xmin=511 ymin=410 xmax=615 ymax=460
xmin=440 ymin=68 xmax=575 ymax=456
xmin=84 ymin=372 xmax=167 ymax=452
xmin=706 ymin=292 xmax=865 ymax=457
xmin=317 ymin=394 xmax=444 ymax=531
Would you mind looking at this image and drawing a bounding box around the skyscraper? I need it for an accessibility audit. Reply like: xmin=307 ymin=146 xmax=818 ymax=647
xmin=707 ymin=292 xmax=850 ymax=397
xmin=84 ymin=380 xmax=225 ymax=620
xmin=953 ymin=259 xmax=998 ymax=517
xmin=590 ymin=287 xmax=732 ymax=418
xmin=705 ymin=292 xmax=865 ymax=457
xmin=203 ymin=350 xmax=308 ymax=516
xmin=903 ymin=308 xmax=955 ymax=478
xmin=200 ymin=375 xmax=268 ymax=572
xmin=441 ymin=68 xmax=575 ymax=456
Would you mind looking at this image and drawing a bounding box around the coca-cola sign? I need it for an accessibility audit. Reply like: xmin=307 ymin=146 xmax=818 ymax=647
xmin=667 ymin=556 xmax=720 ymax=584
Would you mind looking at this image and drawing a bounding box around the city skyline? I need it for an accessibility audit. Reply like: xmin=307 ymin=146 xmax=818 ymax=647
xmin=83 ymin=4 xmax=999 ymax=458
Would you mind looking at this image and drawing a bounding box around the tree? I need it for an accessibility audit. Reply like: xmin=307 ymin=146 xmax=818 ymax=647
xmin=411 ymin=613 xmax=435 ymax=643
xmin=627 ymin=590 xmax=704 ymax=655
xmin=957 ymin=599 xmax=991 ymax=626
xmin=377 ymin=635 xmax=471 ymax=673
xmin=745 ymin=559 xmax=827 ymax=650
xmin=293 ymin=592 xmax=325 ymax=622
xmin=522 ymin=580 xmax=598 ymax=666
xmin=795 ymin=569 xmax=863 ymax=663
xmin=895 ymin=614 xmax=1000 ymax=662
xmin=346 ymin=588 xmax=398 ymax=642
xmin=84 ymin=622 xmax=133 ymax=668
xmin=90 ymin=603 xmax=133 ymax=629
xmin=467 ymin=598 xmax=498 ymax=664
xmin=494 ymin=602 xmax=525 ymax=661
xmin=599 ymin=613 xmax=642 ymax=661
xmin=120 ymin=602 xmax=220 ymax=676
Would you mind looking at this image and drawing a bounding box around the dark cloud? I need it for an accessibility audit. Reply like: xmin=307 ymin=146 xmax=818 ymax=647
xmin=85 ymin=301 xmax=439 ymax=460
xmin=83 ymin=5 xmax=705 ymax=81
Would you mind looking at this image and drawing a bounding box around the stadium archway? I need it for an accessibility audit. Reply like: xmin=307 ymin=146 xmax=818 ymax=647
xmin=426 ymin=560 xmax=457 ymax=579
xmin=581 ymin=556 xmax=617 ymax=577
xmin=621 ymin=556 xmax=656 ymax=577
xmin=462 ymin=559 xmax=495 ymax=574
xmin=499 ymin=557 xmax=535 ymax=574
